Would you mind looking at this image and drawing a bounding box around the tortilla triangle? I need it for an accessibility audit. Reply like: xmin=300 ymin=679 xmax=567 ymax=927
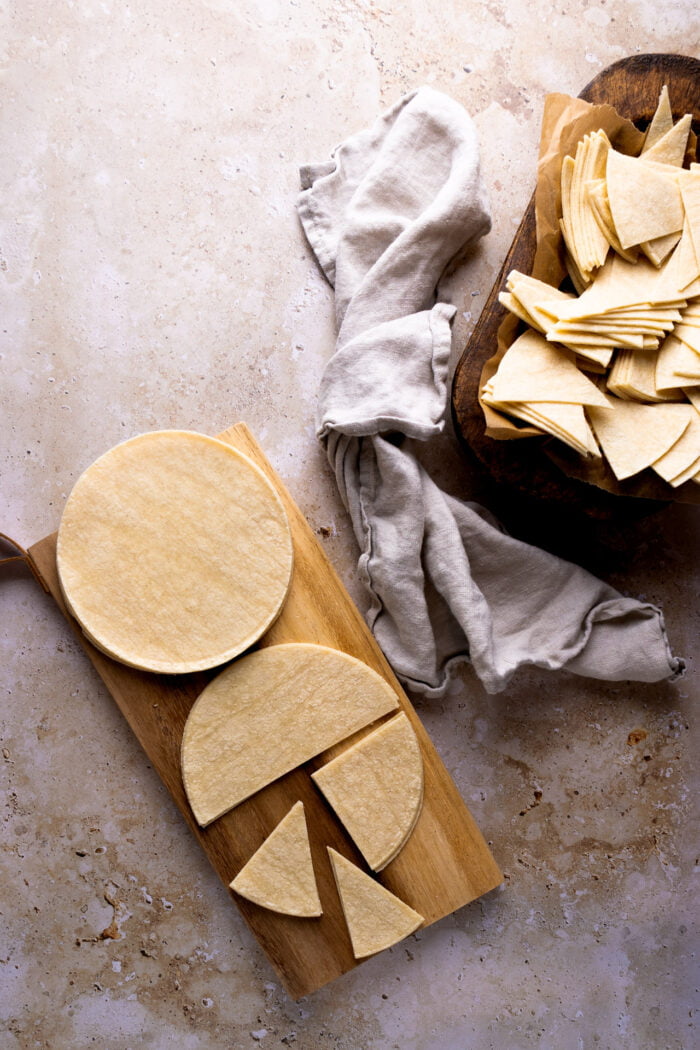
xmin=642 ymin=85 xmax=674 ymax=152
xmin=606 ymin=149 xmax=684 ymax=249
xmin=587 ymin=399 xmax=692 ymax=480
xmin=328 ymin=848 xmax=423 ymax=958
xmin=641 ymin=113 xmax=692 ymax=167
xmin=230 ymin=801 xmax=322 ymax=917
xmin=651 ymin=408 xmax=700 ymax=484
xmin=490 ymin=329 xmax=609 ymax=407
xmin=679 ymin=173 xmax=700 ymax=276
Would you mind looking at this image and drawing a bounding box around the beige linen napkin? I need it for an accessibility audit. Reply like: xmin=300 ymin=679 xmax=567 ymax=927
xmin=297 ymin=87 xmax=683 ymax=696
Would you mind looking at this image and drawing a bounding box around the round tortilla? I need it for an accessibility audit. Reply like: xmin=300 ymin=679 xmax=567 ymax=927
xmin=56 ymin=430 xmax=293 ymax=673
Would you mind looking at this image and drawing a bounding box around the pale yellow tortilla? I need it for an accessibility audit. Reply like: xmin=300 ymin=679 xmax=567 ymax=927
xmin=327 ymin=848 xmax=424 ymax=959
xmin=587 ymin=399 xmax=692 ymax=480
xmin=489 ymin=329 xmax=609 ymax=407
xmin=545 ymin=254 xmax=683 ymax=321
xmin=674 ymin=323 xmax=700 ymax=354
xmin=312 ymin=712 xmax=424 ymax=872
xmin=483 ymin=389 xmax=600 ymax=458
xmin=655 ymin=334 xmax=700 ymax=390
xmin=181 ymin=643 xmax=400 ymax=826
xmin=650 ymin=406 xmax=700 ymax=485
xmin=56 ymin=430 xmax=293 ymax=674
xmin=504 ymin=271 xmax=573 ymax=332
xmin=669 ymin=457 xmax=700 ymax=487
xmin=568 ymin=130 xmax=610 ymax=275
xmin=587 ymin=177 xmax=639 ymax=263
xmin=606 ymin=149 xmax=684 ymax=249
xmin=642 ymin=85 xmax=674 ymax=152
xmin=640 ymin=230 xmax=681 ymax=267
xmin=666 ymin=219 xmax=700 ymax=293
xmin=230 ymin=801 xmax=322 ymax=917
xmin=679 ymin=173 xmax=700 ymax=277
xmin=641 ymin=113 xmax=692 ymax=167
xmin=607 ymin=347 xmax=668 ymax=403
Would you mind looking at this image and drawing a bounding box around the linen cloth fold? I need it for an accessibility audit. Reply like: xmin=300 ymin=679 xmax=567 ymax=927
xmin=297 ymin=87 xmax=683 ymax=696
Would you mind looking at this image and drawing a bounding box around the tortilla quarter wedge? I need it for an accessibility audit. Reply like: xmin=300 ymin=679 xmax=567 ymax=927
xmin=312 ymin=712 xmax=424 ymax=872
xmin=327 ymin=848 xmax=424 ymax=959
xmin=230 ymin=801 xmax=322 ymax=917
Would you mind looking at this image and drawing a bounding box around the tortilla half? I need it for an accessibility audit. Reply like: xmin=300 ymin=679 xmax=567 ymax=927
xmin=181 ymin=643 xmax=400 ymax=826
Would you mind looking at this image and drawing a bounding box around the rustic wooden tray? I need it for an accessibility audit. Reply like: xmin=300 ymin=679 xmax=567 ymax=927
xmin=452 ymin=53 xmax=700 ymax=523
xmin=26 ymin=423 xmax=502 ymax=999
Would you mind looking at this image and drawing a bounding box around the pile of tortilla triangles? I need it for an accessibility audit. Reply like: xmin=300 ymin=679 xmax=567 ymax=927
xmin=485 ymin=85 xmax=700 ymax=487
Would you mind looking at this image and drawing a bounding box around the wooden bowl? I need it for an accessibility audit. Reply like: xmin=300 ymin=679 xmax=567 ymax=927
xmin=451 ymin=53 xmax=700 ymax=531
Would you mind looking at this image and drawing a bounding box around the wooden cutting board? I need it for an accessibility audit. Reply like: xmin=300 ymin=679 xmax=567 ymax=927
xmin=26 ymin=422 xmax=502 ymax=999
xmin=452 ymin=53 xmax=700 ymax=522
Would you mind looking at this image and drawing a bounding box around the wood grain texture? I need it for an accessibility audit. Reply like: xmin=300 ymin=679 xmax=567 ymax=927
xmin=452 ymin=53 xmax=700 ymax=521
xmin=28 ymin=422 xmax=502 ymax=999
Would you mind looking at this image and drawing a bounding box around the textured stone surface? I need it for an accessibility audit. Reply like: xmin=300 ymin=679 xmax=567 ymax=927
xmin=1 ymin=3 xmax=698 ymax=1048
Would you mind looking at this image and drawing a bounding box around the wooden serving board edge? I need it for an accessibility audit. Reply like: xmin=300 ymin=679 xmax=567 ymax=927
xmin=27 ymin=422 xmax=502 ymax=999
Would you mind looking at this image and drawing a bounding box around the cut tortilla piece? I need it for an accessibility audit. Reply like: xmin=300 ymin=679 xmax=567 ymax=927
xmin=679 ymin=302 xmax=700 ymax=327
xmin=674 ymin=323 xmax=700 ymax=354
xmin=483 ymin=391 xmax=601 ymax=458
xmin=669 ymin=456 xmax=700 ymax=487
xmin=504 ymin=271 xmax=573 ymax=332
xmin=607 ymin=347 xmax=672 ymax=403
xmin=667 ymin=219 xmax=700 ymax=293
xmin=606 ymin=149 xmax=684 ymax=249
xmin=490 ymin=329 xmax=609 ymax=407
xmin=641 ymin=112 xmax=692 ymax=168
xmin=181 ymin=643 xmax=400 ymax=826
xmin=587 ymin=398 xmax=692 ymax=480
xmin=56 ymin=430 xmax=293 ymax=674
xmin=679 ymin=173 xmax=700 ymax=275
xmin=568 ymin=130 xmax=610 ymax=275
xmin=312 ymin=713 xmax=424 ymax=872
xmin=642 ymin=85 xmax=674 ymax=152
xmin=650 ymin=408 xmax=700 ymax=484
xmin=656 ymin=334 xmax=700 ymax=389
xmin=542 ymin=254 xmax=683 ymax=322
xmin=327 ymin=848 xmax=424 ymax=959
xmin=640 ymin=230 xmax=682 ymax=268
xmin=587 ymin=177 xmax=639 ymax=263
xmin=230 ymin=802 xmax=322 ymax=917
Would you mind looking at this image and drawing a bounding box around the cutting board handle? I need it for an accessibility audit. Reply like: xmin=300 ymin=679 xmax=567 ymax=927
xmin=0 ymin=532 xmax=49 ymax=592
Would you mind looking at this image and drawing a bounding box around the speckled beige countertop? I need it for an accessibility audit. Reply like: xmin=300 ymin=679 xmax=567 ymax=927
xmin=1 ymin=3 xmax=699 ymax=1048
